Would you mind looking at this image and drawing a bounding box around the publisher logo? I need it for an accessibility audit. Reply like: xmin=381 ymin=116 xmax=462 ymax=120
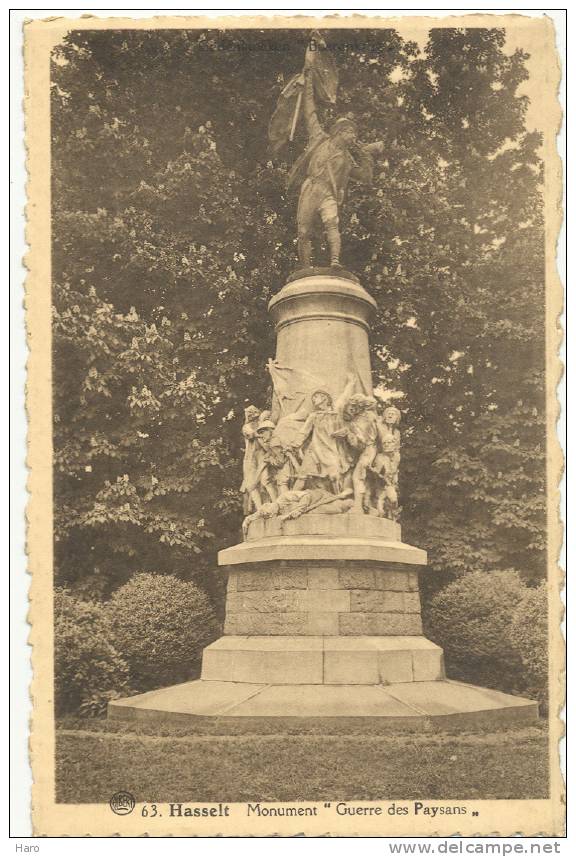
xmin=110 ymin=791 xmax=136 ymax=816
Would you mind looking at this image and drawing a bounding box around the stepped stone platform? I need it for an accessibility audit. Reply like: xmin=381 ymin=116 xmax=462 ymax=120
xmin=109 ymin=677 xmax=538 ymax=728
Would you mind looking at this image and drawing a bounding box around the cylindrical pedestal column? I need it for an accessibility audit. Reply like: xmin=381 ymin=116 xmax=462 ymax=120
xmin=268 ymin=275 xmax=377 ymax=406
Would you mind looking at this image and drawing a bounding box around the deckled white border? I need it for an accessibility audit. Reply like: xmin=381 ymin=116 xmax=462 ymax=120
xmin=12 ymin=5 xmax=566 ymax=847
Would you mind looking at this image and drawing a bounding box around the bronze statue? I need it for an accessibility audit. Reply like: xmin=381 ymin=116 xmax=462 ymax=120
xmin=269 ymin=32 xmax=384 ymax=268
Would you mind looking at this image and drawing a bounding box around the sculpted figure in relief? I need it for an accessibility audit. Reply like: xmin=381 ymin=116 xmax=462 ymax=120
xmin=293 ymin=374 xmax=356 ymax=494
xmin=239 ymin=382 xmax=401 ymax=529
xmin=333 ymin=393 xmax=380 ymax=514
xmin=242 ymin=414 xmax=301 ymax=510
xmin=369 ymin=405 xmax=402 ymax=520
xmin=240 ymin=405 xmax=265 ymax=513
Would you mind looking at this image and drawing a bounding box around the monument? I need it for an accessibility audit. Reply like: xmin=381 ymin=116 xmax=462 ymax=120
xmin=109 ymin=33 xmax=538 ymax=727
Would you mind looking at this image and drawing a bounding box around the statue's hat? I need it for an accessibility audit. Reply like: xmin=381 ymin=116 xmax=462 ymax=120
xmin=329 ymin=117 xmax=358 ymax=136
xmin=311 ymin=388 xmax=333 ymax=401
xmin=256 ymin=420 xmax=276 ymax=433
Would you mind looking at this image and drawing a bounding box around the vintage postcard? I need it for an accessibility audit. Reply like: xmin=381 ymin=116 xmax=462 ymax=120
xmin=24 ymin=11 xmax=564 ymax=837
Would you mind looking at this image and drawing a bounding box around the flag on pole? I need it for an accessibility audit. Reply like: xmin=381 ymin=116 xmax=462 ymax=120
xmin=305 ymin=36 xmax=338 ymax=105
xmin=268 ymin=73 xmax=305 ymax=157
xmin=268 ymin=33 xmax=339 ymax=156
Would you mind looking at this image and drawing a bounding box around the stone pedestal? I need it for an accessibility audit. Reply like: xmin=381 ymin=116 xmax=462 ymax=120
xmin=221 ymin=561 xmax=423 ymax=638
xmin=109 ymin=273 xmax=538 ymax=727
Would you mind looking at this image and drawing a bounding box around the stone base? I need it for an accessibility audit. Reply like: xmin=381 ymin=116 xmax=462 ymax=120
xmin=244 ymin=512 xmax=401 ymax=543
xmin=285 ymin=266 xmax=360 ymax=285
xmin=220 ymin=537 xmax=426 ymax=567
xmin=109 ymin=679 xmax=538 ymax=729
xmin=201 ymin=636 xmax=444 ymax=684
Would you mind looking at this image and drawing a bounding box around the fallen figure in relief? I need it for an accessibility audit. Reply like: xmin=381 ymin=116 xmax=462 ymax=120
xmin=242 ymin=487 xmax=354 ymax=536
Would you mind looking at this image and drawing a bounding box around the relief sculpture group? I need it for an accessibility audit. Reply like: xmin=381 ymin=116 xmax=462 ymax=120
xmin=241 ymin=367 xmax=401 ymax=537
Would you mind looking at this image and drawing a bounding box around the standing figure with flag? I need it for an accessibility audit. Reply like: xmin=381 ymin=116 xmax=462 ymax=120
xmin=269 ymin=32 xmax=385 ymax=269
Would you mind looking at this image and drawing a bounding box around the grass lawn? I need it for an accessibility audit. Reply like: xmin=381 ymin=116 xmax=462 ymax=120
xmin=56 ymin=719 xmax=549 ymax=803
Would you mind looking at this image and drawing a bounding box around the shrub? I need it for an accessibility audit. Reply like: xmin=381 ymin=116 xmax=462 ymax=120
xmin=509 ymin=583 xmax=548 ymax=706
xmin=106 ymin=573 xmax=220 ymax=691
xmin=69 ymin=570 xmax=112 ymax=603
xmin=54 ymin=589 xmax=130 ymax=716
xmin=424 ymin=570 xmax=528 ymax=693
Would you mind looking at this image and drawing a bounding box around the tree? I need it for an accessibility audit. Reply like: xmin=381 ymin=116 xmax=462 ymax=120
xmin=337 ymin=27 xmax=546 ymax=586
xmin=51 ymin=27 xmax=547 ymax=601
xmin=401 ymin=29 xmax=546 ymax=587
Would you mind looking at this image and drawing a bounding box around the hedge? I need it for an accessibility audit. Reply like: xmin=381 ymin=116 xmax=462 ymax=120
xmin=54 ymin=589 xmax=130 ymax=715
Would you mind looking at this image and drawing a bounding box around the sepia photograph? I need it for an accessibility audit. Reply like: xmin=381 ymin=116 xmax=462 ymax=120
xmin=22 ymin=11 xmax=564 ymax=837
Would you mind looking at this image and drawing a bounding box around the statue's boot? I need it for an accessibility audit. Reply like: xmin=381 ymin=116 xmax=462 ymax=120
xmin=326 ymin=223 xmax=342 ymax=266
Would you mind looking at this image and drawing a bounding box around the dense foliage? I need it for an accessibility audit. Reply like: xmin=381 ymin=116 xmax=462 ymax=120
xmin=54 ymin=589 xmax=130 ymax=715
xmin=51 ymin=28 xmax=546 ymax=600
xmin=425 ymin=570 xmax=547 ymax=703
xmin=106 ymin=573 xmax=220 ymax=690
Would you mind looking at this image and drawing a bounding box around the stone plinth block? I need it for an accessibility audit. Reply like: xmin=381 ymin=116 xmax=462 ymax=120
xmin=349 ymin=590 xmax=405 ymax=613
xmin=246 ymin=512 xmax=401 ymax=543
xmin=339 ymin=613 xmax=423 ymax=636
xmin=337 ymin=567 xmax=419 ymax=590
xmin=226 ymin=563 xmax=421 ymax=593
xmin=224 ymin=613 xmax=308 ymax=636
xmin=226 ymin=591 xmax=303 ymax=614
xmin=201 ymin=635 xmax=444 ymax=686
xmin=233 ymin=567 xmax=308 ymax=590
xmin=202 ymin=637 xmax=325 ymax=684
